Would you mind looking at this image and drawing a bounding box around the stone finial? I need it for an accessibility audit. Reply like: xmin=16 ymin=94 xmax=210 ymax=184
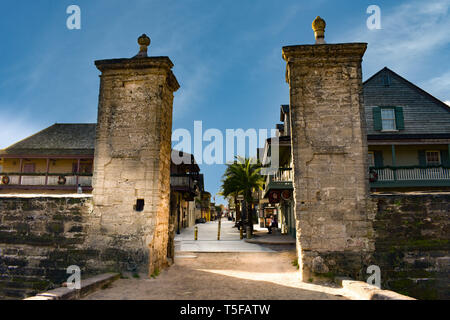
xmin=135 ymin=34 xmax=151 ymax=58
xmin=312 ymin=16 xmax=326 ymax=44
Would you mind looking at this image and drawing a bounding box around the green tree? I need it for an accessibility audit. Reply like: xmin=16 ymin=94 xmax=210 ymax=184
xmin=220 ymin=157 xmax=265 ymax=234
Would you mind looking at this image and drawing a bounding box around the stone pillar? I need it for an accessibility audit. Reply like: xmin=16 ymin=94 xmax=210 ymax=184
xmin=282 ymin=17 xmax=374 ymax=281
xmin=91 ymin=35 xmax=179 ymax=275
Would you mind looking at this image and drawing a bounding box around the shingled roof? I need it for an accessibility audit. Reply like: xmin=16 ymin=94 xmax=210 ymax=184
xmin=0 ymin=123 xmax=96 ymax=156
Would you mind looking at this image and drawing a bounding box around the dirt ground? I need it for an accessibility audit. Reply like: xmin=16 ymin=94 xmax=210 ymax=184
xmin=83 ymin=251 xmax=350 ymax=300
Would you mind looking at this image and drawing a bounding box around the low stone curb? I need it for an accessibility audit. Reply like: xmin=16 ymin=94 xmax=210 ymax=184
xmin=336 ymin=278 xmax=416 ymax=300
xmin=244 ymin=238 xmax=296 ymax=245
xmin=23 ymin=273 xmax=120 ymax=300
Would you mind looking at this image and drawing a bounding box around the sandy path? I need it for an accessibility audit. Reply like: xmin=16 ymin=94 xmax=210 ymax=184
xmin=83 ymin=251 xmax=349 ymax=300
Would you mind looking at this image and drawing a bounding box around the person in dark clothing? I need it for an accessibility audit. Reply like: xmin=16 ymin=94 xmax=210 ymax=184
xmin=270 ymin=215 xmax=278 ymax=233
xmin=267 ymin=215 xmax=275 ymax=234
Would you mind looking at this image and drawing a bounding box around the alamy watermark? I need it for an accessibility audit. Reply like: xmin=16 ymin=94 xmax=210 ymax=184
xmin=66 ymin=5 xmax=81 ymax=30
xmin=66 ymin=265 xmax=81 ymax=290
xmin=172 ymin=121 xmax=280 ymax=174
xmin=366 ymin=265 xmax=381 ymax=288
xmin=366 ymin=5 xmax=381 ymax=30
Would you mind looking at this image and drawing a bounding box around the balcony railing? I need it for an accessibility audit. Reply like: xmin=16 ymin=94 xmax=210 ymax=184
xmin=265 ymin=168 xmax=293 ymax=185
xmin=263 ymin=168 xmax=293 ymax=197
xmin=0 ymin=173 xmax=92 ymax=188
xmin=370 ymin=166 xmax=450 ymax=188
xmin=170 ymin=173 xmax=200 ymax=195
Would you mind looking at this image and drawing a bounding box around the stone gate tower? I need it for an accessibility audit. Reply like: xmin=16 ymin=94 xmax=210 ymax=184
xmin=282 ymin=17 xmax=374 ymax=281
xmin=91 ymin=35 xmax=179 ymax=275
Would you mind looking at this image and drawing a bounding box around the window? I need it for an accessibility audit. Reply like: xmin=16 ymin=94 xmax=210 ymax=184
xmin=368 ymin=152 xmax=375 ymax=167
xmin=381 ymin=108 xmax=396 ymax=131
xmin=426 ymin=151 xmax=441 ymax=166
xmin=373 ymin=107 xmax=404 ymax=131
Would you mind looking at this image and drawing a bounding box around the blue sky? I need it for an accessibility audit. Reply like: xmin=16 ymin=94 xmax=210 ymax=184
xmin=1 ymin=0 xmax=449 ymax=205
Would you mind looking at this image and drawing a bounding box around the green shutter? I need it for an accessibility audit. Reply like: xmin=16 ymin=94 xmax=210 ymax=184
xmin=440 ymin=150 xmax=449 ymax=166
xmin=418 ymin=150 xmax=426 ymax=167
xmin=373 ymin=107 xmax=382 ymax=131
xmin=374 ymin=151 xmax=384 ymax=167
xmin=395 ymin=107 xmax=404 ymax=130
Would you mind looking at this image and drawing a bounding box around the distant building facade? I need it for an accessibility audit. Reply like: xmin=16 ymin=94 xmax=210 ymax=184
xmin=0 ymin=125 xmax=209 ymax=237
xmin=365 ymin=67 xmax=450 ymax=190
xmin=257 ymin=67 xmax=450 ymax=238
xmin=0 ymin=124 xmax=95 ymax=194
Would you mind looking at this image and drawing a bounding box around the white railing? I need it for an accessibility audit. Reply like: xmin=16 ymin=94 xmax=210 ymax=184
xmin=265 ymin=168 xmax=293 ymax=186
xmin=0 ymin=174 xmax=92 ymax=187
xmin=21 ymin=176 xmax=46 ymax=185
xmin=373 ymin=168 xmax=395 ymax=181
xmin=272 ymin=168 xmax=293 ymax=182
xmin=372 ymin=167 xmax=450 ymax=182
xmin=78 ymin=176 xmax=92 ymax=187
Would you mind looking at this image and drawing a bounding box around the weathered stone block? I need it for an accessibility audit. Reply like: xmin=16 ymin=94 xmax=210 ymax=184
xmin=91 ymin=48 xmax=179 ymax=276
xmin=283 ymin=41 xmax=373 ymax=280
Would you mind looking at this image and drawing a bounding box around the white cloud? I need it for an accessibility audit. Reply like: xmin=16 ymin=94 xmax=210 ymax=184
xmin=0 ymin=109 xmax=43 ymax=149
xmin=344 ymin=0 xmax=450 ymax=75
xmin=421 ymin=70 xmax=450 ymax=102
xmin=445 ymin=100 xmax=450 ymax=106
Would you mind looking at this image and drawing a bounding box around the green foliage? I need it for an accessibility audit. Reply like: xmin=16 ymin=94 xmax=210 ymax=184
xmin=219 ymin=156 xmax=265 ymax=204
xmin=150 ymin=268 xmax=160 ymax=279
xmin=132 ymin=273 xmax=140 ymax=279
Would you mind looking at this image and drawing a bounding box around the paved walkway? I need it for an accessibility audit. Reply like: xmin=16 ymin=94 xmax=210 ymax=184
xmin=174 ymin=219 xmax=294 ymax=252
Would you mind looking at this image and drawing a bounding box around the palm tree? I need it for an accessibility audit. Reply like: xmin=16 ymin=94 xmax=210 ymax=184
xmin=220 ymin=157 xmax=265 ymax=234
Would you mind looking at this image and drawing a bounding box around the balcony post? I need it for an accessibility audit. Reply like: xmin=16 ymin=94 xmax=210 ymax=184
xmin=391 ymin=145 xmax=397 ymax=181
xmin=45 ymin=158 xmax=50 ymax=185
xmin=18 ymin=158 xmax=23 ymax=185
xmin=76 ymin=158 xmax=81 ymax=186
xmin=177 ymin=194 xmax=181 ymax=235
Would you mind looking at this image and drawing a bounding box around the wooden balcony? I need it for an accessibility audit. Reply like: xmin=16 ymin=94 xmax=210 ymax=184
xmin=170 ymin=173 xmax=200 ymax=200
xmin=370 ymin=166 xmax=450 ymax=188
xmin=0 ymin=173 xmax=93 ymax=191
xmin=263 ymin=168 xmax=293 ymax=198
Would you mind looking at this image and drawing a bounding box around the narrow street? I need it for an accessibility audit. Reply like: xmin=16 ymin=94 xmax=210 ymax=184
xmin=83 ymin=219 xmax=351 ymax=300
xmin=174 ymin=218 xmax=291 ymax=252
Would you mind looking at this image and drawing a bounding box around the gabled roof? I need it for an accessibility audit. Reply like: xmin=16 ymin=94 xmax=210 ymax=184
xmin=1 ymin=123 xmax=204 ymax=173
xmin=363 ymin=67 xmax=450 ymax=113
xmin=0 ymin=123 xmax=96 ymax=156
xmin=171 ymin=150 xmax=200 ymax=173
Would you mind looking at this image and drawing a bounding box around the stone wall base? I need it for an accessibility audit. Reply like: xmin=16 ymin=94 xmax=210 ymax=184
xmin=300 ymin=250 xmax=372 ymax=282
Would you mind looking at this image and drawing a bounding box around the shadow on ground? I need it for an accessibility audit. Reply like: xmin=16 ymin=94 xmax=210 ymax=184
xmin=83 ymin=251 xmax=348 ymax=300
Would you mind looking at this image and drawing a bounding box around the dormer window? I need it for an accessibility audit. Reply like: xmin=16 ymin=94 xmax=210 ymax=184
xmin=381 ymin=108 xmax=396 ymax=131
xmin=372 ymin=106 xmax=404 ymax=131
